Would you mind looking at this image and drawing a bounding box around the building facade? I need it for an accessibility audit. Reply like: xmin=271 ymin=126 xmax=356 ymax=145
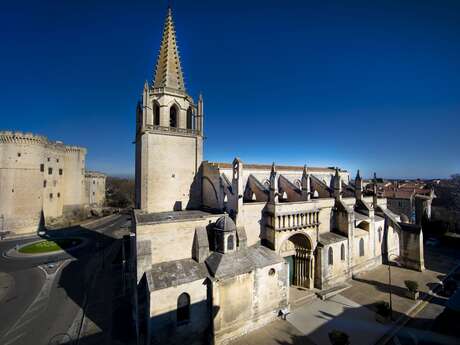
xmin=85 ymin=171 xmax=107 ymax=206
xmin=132 ymin=8 xmax=425 ymax=345
xmin=0 ymin=131 xmax=105 ymax=236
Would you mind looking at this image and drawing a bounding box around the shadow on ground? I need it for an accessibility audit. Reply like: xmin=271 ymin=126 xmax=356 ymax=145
xmin=40 ymin=216 xmax=135 ymax=345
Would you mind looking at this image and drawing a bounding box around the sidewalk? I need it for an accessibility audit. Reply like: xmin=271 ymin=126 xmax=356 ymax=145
xmin=231 ymin=245 xmax=460 ymax=345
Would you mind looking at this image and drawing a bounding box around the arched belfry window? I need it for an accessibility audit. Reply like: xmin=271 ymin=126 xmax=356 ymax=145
xmin=153 ymin=102 xmax=160 ymax=126
xmin=186 ymin=107 xmax=193 ymax=130
xmin=177 ymin=293 xmax=190 ymax=323
xmin=227 ymin=235 xmax=234 ymax=251
xmin=170 ymin=106 xmax=177 ymax=128
xmin=359 ymin=238 xmax=365 ymax=257
xmin=341 ymin=244 xmax=345 ymax=261
xmin=328 ymin=247 xmax=333 ymax=265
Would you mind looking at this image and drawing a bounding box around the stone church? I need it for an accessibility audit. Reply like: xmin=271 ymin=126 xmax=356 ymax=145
xmin=131 ymin=7 xmax=425 ymax=345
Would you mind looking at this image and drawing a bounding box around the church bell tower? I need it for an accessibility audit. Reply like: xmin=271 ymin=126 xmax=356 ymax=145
xmin=135 ymin=7 xmax=204 ymax=213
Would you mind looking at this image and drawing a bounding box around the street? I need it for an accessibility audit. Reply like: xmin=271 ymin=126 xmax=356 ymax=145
xmin=0 ymin=214 xmax=130 ymax=345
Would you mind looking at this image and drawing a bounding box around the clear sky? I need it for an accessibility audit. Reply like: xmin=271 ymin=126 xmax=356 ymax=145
xmin=1 ymin=0 xmax=459 ymax=179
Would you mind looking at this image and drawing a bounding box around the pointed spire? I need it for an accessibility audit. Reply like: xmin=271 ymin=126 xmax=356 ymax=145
xmin=301 ymin=165 xmax=311 ymax=201
xmin=269 ymin=162 xmax=279 ymax=203
xmin=333 ymin=168 xmax=342 ymax=199
xmin=355 ymin=169 xmax=363 ymax=199
xmin=152 ymin=7 xmax=186 ymax=92
xmin=356 ymin=169 xmax=361 ymax=181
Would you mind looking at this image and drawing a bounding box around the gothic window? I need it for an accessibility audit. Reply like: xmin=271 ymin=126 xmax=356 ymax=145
xmin=177 ymin=293 xmax=190 ymax=323
xmin=186 ymin=107 xmax=193 ymax=130
xmin=359 ymin=238 xmax=364 ymax=256
xmin=341 ymin=244 xmax=345 ymax=261
xmin=170 ymin=106 xmax=177 ymax=128
xmin=48 ymin=167 xmax=53 ymax=175
xmin=328 ymin=247 xmax=333 ymax=265
xmin=59 ymin=169 xmax=63 ymax=175
xmin=378 ymin=227 xmax=382 ymax=242
xmin=153 ymin=102 xmax=160 ymax=126
xmin=227 ymin=235 xmax=234 ymax=251
xmin=40 ymin=164 xmax=44 ymax=172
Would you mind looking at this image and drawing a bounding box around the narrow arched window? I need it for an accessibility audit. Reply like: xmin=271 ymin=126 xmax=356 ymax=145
xmin=170 ymin=106 xmax=177 ymax=128
xmin=378 ymin=227 xmax=382 ymax=242
xmin=227 ymin=235 xmax=234 ymax=251
xmin=153 ymin=102 xmax=160 ymax=126
xmin=359 ymin=238 xmax=364 ymax=256
xmin=177 ymin=293 xmax=190 ymax=323
xmin=186 ymin=107 xmax=193 ymax=130
xmin=328 ymin=247 xmax=333 ymax=265
xmin=341 ymin=244 xmax=345 ymax=261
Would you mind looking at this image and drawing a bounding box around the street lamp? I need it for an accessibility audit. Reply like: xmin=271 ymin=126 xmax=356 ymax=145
xmin=387 ymin=253 xmax=401 ymax=320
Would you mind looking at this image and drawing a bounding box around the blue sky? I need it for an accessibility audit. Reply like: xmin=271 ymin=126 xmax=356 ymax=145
xmin=1 ymin=0 xmax=459 ymax=179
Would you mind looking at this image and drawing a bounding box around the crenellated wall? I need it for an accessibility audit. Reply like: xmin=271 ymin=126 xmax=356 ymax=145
xmin=0 ymin=131 xmax=99 ymax=236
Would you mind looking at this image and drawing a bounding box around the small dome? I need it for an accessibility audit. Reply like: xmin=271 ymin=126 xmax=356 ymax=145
xmin=400 ymin=214 xmax=410 ymax=223
xmin=214 ymin=215 xmax=236 ymax=232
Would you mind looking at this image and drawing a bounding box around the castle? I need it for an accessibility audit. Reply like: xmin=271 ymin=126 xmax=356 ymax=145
xmin=131 ymin=8 xmax=426 ymax=345
xmin=0 ymin=131 xmax=106 ymax=236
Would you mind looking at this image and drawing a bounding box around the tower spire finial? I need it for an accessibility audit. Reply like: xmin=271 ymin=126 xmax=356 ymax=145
xmin=152 ymin=6 xmax=186 ymax=92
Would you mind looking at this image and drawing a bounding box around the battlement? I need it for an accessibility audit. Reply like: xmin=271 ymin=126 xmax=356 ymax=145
xmin=0 ymin=130 xmax=86 ymax=153
xmin=85 ymin=171 xmax=106 ymax=179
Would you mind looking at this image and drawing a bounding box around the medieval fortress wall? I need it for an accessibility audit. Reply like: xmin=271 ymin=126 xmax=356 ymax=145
xmin=0 ymin=131 xmax=105 ymax=235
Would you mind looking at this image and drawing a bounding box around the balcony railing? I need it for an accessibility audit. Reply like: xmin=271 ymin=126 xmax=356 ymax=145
xmin=266 ymin=210 xmax=320 ymax=231
xmin=144 ymin=125 xmax=200 ymax=136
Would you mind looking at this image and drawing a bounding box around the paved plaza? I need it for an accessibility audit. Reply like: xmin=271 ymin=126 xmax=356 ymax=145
xmin=231 ymin=245 xmax=460 ymax=345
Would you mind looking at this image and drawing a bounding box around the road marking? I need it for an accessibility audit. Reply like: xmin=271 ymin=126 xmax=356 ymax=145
xmin=1 ymin=259 xmax=70 ymax=340
xmin=3 ymin=332 xmax=25 ymax=345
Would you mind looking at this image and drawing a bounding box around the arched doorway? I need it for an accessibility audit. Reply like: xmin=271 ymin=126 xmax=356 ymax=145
xmin=279 ymin=233 xmax=314 ymax=289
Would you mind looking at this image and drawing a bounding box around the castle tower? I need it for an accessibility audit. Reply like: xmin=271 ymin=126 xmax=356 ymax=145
xmin=135 ymin=7 xmax=203 ymax=212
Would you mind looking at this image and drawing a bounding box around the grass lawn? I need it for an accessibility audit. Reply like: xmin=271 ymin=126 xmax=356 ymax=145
xmin=18 ymin=238 xmax=82 ymax=254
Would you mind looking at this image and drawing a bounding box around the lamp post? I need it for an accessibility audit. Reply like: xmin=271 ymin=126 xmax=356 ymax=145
xmin=387 ymin=253 xmax=400 ymax=320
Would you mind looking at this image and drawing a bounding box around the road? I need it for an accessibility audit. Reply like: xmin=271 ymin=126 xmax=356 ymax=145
xmin=0 ymin=214 xmax=130 ymax=345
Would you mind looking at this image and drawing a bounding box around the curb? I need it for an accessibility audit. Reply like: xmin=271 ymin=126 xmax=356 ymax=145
xmin=4 ymin=237 xmax=89 ymax=259
xmin=375 ymin=263 xmax=460 ymax=345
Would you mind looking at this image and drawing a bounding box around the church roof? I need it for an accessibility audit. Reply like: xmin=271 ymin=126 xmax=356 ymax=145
xmin=318 ymin=232 xmax=348 ymax=246
xmin=209 ymin=162 xmax=340 ymax=173
xmin=147 ymin=258 xmax=208 ymax=291
xmin=214 ymin=215 xmax=237 ymax=232
xmin=205 ymin=245 xmax=283 ymax=279
xmin=152 ymin=7 xmax=186 ymax=92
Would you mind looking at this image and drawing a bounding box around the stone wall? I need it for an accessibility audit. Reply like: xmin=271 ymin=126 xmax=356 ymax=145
xmin=0 ymin=131 xmax=88 ymax=235
xmin=137 ymin=132 xmax=203 ymax=213
xmin=85 ymin=171 xmax=106 ymax=205
xmin=387 ymin=198 xmax=412 ymax=219
xmin=212 ymin=261 xmax=288 ymax=345
xmin=134 ymin=215 xmax=221 ymax=267
xmin=149 ymin=279 xmax=209 ymax=345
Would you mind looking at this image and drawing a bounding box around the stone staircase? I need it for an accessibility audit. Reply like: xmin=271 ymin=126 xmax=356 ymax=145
xmin=316 ymin=283 xmax=352 ymax=300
